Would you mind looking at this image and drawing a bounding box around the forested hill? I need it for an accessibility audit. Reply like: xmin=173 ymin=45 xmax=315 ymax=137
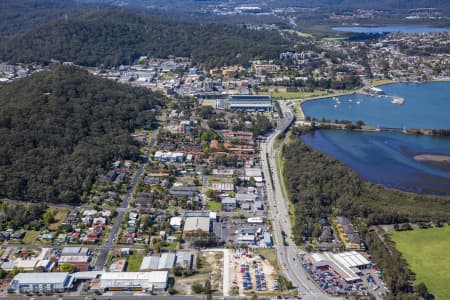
xmin=0 ymin=66 xmax=166 ymax=204
xmin=0 ymin=0 xmax=97 ymax=34
xmin=0 ymin=11 xmax=290 ymax=68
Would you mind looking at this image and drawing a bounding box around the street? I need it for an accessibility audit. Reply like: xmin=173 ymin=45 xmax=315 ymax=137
xmin=261 ymin=102 xmax=335 ymax=300
xmin=94 ymin=136 xmax=156 ymax=270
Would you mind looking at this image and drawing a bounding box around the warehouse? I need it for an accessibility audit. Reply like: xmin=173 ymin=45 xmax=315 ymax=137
xmin=140 ymin=253 xmax=176 ymax=271
xmin=183 ymin=216 xmax=211 ymax=234
xmin=99 ymin=271 xmax=168 ymax=292
xmin=8 ymin=272 xmax=73 ymax=294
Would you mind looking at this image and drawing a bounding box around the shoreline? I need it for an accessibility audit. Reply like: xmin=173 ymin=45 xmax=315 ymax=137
xmin=414 ymin=153 xmax=450 ymax=163
xmin=296 ymin=80 xmax=450 ymax=135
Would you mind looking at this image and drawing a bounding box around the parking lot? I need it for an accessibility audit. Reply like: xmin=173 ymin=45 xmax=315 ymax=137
xmin=230 ymin=248 xmax=277 ymax=296
xmin=302 ymin=257 xmax=388 ymax=298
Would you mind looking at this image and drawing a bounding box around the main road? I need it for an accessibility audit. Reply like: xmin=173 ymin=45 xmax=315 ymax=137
xmin=261 ymin=101 xmax=334 ymax=300
xmin=94 ymin=136 xmax=156 ymax=270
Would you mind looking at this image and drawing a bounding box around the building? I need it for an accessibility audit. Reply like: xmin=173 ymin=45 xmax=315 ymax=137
xmin=227 ymin=95 xmax=273 ymax=112
xmin=169 ymin=186 xmax=199 ymax=197
xmin=8 ymin=272 xmax=73 ymax=294
xmin=175 ymin=250 xmax=194 ymax=269
xmin=221 ymin=197 xmax=237 ymax=211
xmin=334 ymin=216 xmax=363 ymax=250
xmin=306 ymin=251 xmax=372 ymax=284
xmin=183 ymin=217 xmax=211 ymax=235
xmin=170 ymin=216 xmax=182 ymax=230
xmin=140 ymin=253 xmax=176 ymax=271
xmin=99 ymin=271 xmax=168 ymax=292
xmin=110 ymin=259 xmax=127 ymax=272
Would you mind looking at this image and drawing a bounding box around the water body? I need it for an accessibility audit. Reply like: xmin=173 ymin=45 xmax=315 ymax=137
xmin=301 ymin=82 xmax=450 ymax=129
xmin=301 ymin=130 xmax=450 ymax=195
xmin=333 ymin=26 xmax=450 ymax=33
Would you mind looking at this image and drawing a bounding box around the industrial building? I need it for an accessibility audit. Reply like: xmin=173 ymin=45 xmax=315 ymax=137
xmin=8 ymin=272 xmax=73 ymax=294
xmin=99 ymin=271 xmax=168 ymax=292
xmin=226 ymin=95 xmax=273 ymax=112
xmin=140 ymin=252 xmax=176 ymax=271
xmin=183 ymin=216 xmax=211 ymax=234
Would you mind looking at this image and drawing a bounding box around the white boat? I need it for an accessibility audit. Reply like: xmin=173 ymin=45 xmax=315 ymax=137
xmin=356 ymin=101 xmax=360 ymax=104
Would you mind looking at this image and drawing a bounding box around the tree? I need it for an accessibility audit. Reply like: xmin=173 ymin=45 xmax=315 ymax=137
xmin=191 ymin=282 xmax=204 ymax=294
xmin=416 ymin=282 xmax=434 ymax=300
xmin=204 ymin=279 xmax=212 ymax=294
xmin=59 ymin=263 xmax=75 ymax=273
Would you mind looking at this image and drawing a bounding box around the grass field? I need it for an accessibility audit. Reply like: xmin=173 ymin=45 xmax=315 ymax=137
xmin=390 ymin=226 xmax=450 ymax=300
xmin=126 ymin=249 xmax=145 ymax=272
xmin=255 ymin=249 xmax=278 ymax=271
xmin=206 ymin=200 xmax=221 ymax=211
xmin=48 ymin=207 xmax=69 ymax=231
xmin=258 ymin=90 xmax=332 ymax=100
xmin=23 ymin=230 xmax=40 ymax=244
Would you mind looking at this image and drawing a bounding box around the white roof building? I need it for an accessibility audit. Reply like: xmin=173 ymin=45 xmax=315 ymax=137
xmin=8 ymin=272 xmax=73 ymax=294
xmin=183 ymin=217 xmax=210 ymax=234
xmin=99 ymin=271 xmax=168 ymax=292
xmin=170 ymin=216 xmax=182 ymax=228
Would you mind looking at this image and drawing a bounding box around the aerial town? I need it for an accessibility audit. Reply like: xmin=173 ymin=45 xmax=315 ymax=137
xmin=0 ymin=1 xmax=449 ymax=300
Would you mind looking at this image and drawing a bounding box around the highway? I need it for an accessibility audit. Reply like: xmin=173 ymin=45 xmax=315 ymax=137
xmin=94 ymin=136 xmax=155 ymax=270
xmin=261 ymin=101 xmax=334 ymax=300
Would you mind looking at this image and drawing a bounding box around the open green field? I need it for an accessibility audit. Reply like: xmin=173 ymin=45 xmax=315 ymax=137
xmin=390 ymin=226 xmax=450 ymax=300
xmin=126 ymin=249 xmax=145 ymax=272
xmin=258 ymin=90 xmax=332 ymax=100
xmin=206 ymin=200 xmax=221 ymax=211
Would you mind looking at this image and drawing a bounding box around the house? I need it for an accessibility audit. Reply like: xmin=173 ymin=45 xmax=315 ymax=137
xmin=175 ymin=250 xmax=194 ymax=270
xmin=221 ymin=197 xmax=237 ymax=211
xmin=135 ymin=192 xmax=154 ymax=207
xmin=169 ymin=187 xmax=199 ymax=197
xmin=236 ymin=193 xmax=258 ymax=202
xmin=170 ymin=217 xmax=182 ymax=230
xmin=110 ymin=259 xmax=127 ymax=272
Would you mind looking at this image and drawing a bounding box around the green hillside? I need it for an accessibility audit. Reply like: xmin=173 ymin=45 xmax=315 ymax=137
xmin=0 ymin=65 xmax=165 ymax=204
xmin=0 ymin=10 xmax=289 ymax=68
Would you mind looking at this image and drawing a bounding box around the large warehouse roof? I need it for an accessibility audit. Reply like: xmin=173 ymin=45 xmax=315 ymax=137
xmin=332 ymin=251 xmax=371 ymax=268
xmin=12 ymin=272 xmax=69 ymax=284
xmin=101 ymin=271 xmax=168 ymax=283
xmin=183 ymin=216 xmax=210 ymax=233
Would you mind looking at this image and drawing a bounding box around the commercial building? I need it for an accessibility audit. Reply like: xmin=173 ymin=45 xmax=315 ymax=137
xmin=183 ymin=217 xmax=211 ymax=234
xmin=99 ymin=271 xmax=168 ymax=292
xmin=307 ymin=251 xmax=372 ymax=283
xmin=8 ymin=272 xmax=73 ymax=294
xmin=226 ymin=95 xmax=273 ymax=112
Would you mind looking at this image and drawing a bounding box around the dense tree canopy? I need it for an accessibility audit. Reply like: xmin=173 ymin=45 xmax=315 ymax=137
xmin=0 ymin=65 xmax=166 ymax=204
xmin=0 ymin=11 xmax=290 ymax=69
xmin=283 ymin=129 xmax=450 ymax=241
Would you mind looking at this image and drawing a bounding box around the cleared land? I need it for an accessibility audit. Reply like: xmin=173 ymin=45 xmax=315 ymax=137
xmin=390 ymin=226 xmax=450 ymax=300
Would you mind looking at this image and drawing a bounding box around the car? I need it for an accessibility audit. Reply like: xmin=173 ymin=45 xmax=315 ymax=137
xmin=85 ymin=297 xmax=96 ymax=300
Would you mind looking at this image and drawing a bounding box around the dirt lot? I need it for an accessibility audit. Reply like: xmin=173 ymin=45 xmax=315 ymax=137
xmin=230 ymin=248 xmax=277 ymax=296
xmin=175 ymin=250 xmax=223 ymax=295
